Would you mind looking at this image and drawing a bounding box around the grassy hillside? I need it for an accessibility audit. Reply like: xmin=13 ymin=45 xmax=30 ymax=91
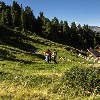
xmin=0 ymin=25 xmax=100 ymax=100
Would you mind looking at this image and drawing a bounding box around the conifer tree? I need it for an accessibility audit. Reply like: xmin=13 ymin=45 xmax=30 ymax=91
xmin=25 ymin=6 xmax=35 ymax=31
xmin=59 ymin=20 xmax=63 ymax=33
xmin=51 ymin=17 xmax=59 ymax=41
xmin=63 ymin=21 xmax=69 ymax=38
xmin=0 ymin=1 xmax=6 ymax=13
xmin=21 ymin=8 xmax=26 ymax=30
xmin=77 ymin=24 xmax=83 ymax=42
xmin=36 ymin=11 xmax=44 ymax=36
xmin=1 ymin=9 xmax=5 ymax=24
xmin=70 ymin=22 xmax=77 ymax=45
xmin=4 ymin=8 xmax=11 ymax=25
xmin=82 ymin=24 xmax=94 ymax=48
xmin=11 ymin=1 xmax=21 ymax=27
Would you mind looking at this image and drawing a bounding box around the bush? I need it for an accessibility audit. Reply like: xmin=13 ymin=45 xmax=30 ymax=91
xmin=52 ymin=66 xmax=100 ymax=96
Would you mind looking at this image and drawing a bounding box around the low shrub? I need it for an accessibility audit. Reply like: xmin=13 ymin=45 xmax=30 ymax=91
xmin=52 ymin=66 xmax=100 ymax=97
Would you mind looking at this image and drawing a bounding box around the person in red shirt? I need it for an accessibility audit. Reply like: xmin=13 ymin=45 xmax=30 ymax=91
xmin=45 ymin=49 xmax=51 ymax=63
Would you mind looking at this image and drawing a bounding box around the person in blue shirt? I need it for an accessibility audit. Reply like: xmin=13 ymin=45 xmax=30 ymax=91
xmin=45 ymin=49 xmax=51 ymax=63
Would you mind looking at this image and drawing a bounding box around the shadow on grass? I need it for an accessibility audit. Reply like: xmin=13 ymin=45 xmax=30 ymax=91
xmin=34 ymin=54 xmax=45 ymax=60
xmin=0 ymin=46 xmax=46 ymax=64
xmin=0 ymin=26 xmax=38 ymax=52
xmin=0 ymin=25 xmax=51 ymax=53
xmin=0 ymin=49 xmax=34 ymax=64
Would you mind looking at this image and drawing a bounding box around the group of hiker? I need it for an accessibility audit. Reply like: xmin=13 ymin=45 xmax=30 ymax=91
xmin=45 ymin=49 xmax=57 ymax=64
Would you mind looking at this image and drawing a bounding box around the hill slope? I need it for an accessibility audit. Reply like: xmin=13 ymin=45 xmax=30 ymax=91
xmin=0 ymin=25 xmax=87 ymax=64
xmin=0 ymin=25 xmax=99 ymax=100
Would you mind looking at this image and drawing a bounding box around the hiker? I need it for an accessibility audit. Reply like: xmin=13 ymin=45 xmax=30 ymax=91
xmin=45 ymin=49 xmax=51 ymax=63
xmin=48 ymin=49 xmax=51 ymax=62
xmin=52 ymin=49 xmax=57 ymax=64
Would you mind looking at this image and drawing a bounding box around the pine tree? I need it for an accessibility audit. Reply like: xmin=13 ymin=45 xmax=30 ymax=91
xmin=21 ymin=8 xmax=26 ymax=30
xmin=4 ymin=8 xmax=12 ymax=25
xmin=51 ymin=17 xmax=59 ymax=42
xmin=11 ymin=1 xmax=21 ymax=27
xmin=0 ymin=1 xmax=6 ymax=13
xmin=63 ymin=21 xmax=69 ymax=37
xmin=62 ymin=21 xmax=70 ymax=44
xmin=1 ymin=9 xmax=5 ymax=24
xmin=59 ymin=20 xmax=63 ymax=33
xmin=25 ymin=6 xmax=35 ymax=31
xmin=70 ymin=22 xmax=77 ymax=45
xmin=82 ymin=24 xmax=94 ymax=48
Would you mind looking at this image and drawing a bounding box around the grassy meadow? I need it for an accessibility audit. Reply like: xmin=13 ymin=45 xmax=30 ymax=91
xmin=0 ymin=26 xmax=100 ymax=100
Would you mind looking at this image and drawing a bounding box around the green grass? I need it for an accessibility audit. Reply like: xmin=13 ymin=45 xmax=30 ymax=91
xmin=0 ymin=26 xmax=99 ymax=100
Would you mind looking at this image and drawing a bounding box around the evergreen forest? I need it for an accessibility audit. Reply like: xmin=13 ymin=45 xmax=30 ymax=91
xmin=0 ymin=1 xmax=100 ymax=50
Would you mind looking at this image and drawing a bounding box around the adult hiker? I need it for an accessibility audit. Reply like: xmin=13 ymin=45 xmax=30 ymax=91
xmin=52 ymin=49 xmax=57 ymax=64
xmin=45 ymin=49 xmax=51 ymax=63
xmin=48 ymin=49 xmax=51 ymax=62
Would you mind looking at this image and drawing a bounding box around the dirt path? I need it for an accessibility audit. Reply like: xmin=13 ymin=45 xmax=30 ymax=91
xmin=88 ymin=63 xmax=100 ymax=67
xmin=92 ymin=64 xmax=100 ymax=67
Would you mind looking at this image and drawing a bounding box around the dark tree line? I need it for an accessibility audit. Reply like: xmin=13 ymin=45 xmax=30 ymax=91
xmin=0 ymin=1 xmax=100 ymax=50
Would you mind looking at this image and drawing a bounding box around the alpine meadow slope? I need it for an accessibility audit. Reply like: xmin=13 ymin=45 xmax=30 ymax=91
xmin=0 ymin=25 xmax=100 ymax=100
